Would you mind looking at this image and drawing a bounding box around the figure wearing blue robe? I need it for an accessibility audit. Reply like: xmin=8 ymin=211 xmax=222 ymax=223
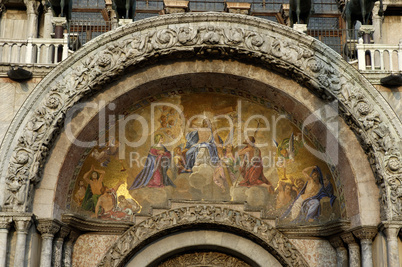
xmin=129 ymin=144 xmax=175 ymax=190
xmin=184 ymin=129 xmax=220 ymax=172
xmin=281 ymin=166 xmax=336 ymax=223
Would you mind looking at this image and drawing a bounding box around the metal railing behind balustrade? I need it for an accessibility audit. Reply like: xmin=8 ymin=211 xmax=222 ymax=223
xmin=69 ymin=19 xmax=112 ymax=46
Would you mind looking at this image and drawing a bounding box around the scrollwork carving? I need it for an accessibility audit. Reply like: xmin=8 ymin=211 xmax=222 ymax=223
xmin=98 ymin=206 xmax=308 ymax=267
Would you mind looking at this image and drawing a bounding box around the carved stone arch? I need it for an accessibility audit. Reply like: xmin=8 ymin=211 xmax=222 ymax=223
xmin=98 ymin=206 xmax=309 ymax=267
xmin=0 ymin=12 xmax=401 ymax=221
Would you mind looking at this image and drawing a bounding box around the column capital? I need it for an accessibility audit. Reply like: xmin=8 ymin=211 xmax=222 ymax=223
xmin=56 ymin=226 xmax=71 ymax=240
xmin=358 ymin=25 xmax=375 ymax=36
xmin=341 ymin=232 xmax=358 ymax=245
xmin=52 ymin=17 xmax=67 ymax=28
xmin=329 ymin=236 xmax=346 ymax=248
xmin=36 ymin=219 xmax=61 ymax=237
xmin=353 ymin=226 xmax=378 ymax=241
xmin=379 ymin=221 xmax=402 ymax=237
xmin=14 ymin=216 xmax=32 ymax=233
xmin=66 ymin=229 xmax=80 ymax=243
xmin=24 ymin=0 xmax=40 ymax=15
xmin=0 ymin=216 xmax=13 ymax=230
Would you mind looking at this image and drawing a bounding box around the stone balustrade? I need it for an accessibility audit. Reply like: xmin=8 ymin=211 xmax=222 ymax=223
xmin=357 ymin=38 xmax=402 ymax=72
xmin=0 ymin=34 xmax=69 ymax=65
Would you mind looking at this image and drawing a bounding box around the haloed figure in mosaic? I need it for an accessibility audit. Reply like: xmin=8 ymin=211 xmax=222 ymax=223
xmin=129 ymin=134 xmax=176 ymax=189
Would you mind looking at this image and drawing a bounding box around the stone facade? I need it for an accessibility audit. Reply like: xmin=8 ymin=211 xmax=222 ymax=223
xmin=0 ymin=4 xmax=401 ymax=267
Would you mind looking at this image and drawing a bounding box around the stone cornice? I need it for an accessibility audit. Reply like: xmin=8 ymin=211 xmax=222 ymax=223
xmin=276 ymin=220 xmax=351 ymax=238
xmin=62 ymin=213 xmax=134 ymax=233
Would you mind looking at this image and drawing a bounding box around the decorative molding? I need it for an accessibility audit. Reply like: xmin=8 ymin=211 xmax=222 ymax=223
xmin=0 ymin=12 xmax=400 ymax=222
xmin=341 ymin=232 xmax=358 ymax=245
xmin=36 ymin=219 xmax=61 ymax=237
xmin=0 ymin=216 xmax=12 ymax=229
xmin=98 ymin=206 xmax=309 ymax=267
xmin=62 ymin=213 xmax=134 ymax=233
xmin=13 ymin=216 xmax=32 ymax=233
xmin=329 ymin=236 xmax=346 ymax=248
xmin=276 ymin=220 xmax=351 ymax=238
xmin=159 ymin=251 xmax=250 ymax=266
xmin=352 ymin=226 xmax=378 ymax=241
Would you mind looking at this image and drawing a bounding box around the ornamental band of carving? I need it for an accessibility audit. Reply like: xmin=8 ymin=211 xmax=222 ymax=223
xmin=0 ymin=13 xmax=400 ymax=221
xmin=98 ymin=206 xmax=309 ymax=267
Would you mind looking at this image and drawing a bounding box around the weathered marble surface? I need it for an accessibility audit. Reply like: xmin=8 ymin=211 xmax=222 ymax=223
xmin=72 ymin=234 xmax=119 ymax=267
xmin=290 ymin=239 xmax=336 ymax=267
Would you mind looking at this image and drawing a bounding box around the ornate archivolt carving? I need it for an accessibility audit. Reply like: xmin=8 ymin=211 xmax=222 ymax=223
xmin=98 ymin=206 xmax=308 ymax=267
xmin=0 ymin=12 xmax=401 ymax=220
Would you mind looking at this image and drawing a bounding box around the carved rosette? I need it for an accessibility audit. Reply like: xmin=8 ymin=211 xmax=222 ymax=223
xmin=0 ymin=12 xmax=401 ymax=222
xmin=98 ymin=206 xmax=308 ymax=267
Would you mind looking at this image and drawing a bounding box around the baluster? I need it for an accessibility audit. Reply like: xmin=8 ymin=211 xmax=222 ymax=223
xmin=370 ymin=50 xmax=374 ymax=70
xmin=53 ymin=45 xmax=58 ymax=63
xmin=16 ymin=44 xmax=22 ymax=63
xmin=46 ymin=44 xmax=51 ymax=64
xmin=37 ymin=44 xmax=42 ymax=64
xmin=0 ymin=44 xmax=3 ymax=62
xmin=389 ymin=49 xmax=393 ymax=71
xmin=380 ymin=50 xmax=384 ymax=70
xmin=398 ymin=40 xmax=402 ymax=71
xmin=8 ymin=44 xmax=12 ymax=63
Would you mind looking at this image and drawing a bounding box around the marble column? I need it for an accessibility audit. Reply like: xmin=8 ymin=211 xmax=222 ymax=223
xmin=24 ymin=0 xmax=40 ymax=38
xmin=62 ymin=230 xmax=79 ymax=267
xmin=36 ymin=219 xmax=61 ymax=267
xmin=0 ymin=216 xmax=12 ymax=267
xmin=42 ymin=4 xmax=54 ymax=39
xmin=52 ymin=226 xmax=70 ymax=267
xmin=329 ymin=236 xmax=348 ymax=267
xmin=381 ymin=224 xmax=400 ymax=267
xmin=341 ymin=232 xmax=361 ymax=267
xmin=353 ymin=226 xmax=378 ymax=267
xmin=13 ymin=217 xmax=32 ymax=267
xmin=372 ymin=2 xmax=387 ymax=43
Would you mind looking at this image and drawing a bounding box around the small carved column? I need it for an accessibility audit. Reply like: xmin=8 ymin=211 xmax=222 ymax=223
xmin=0 ymin=216 xmax=12 ymax=267
xmin=381 ymin=224 xmax=400 ymax=267
xmin=52 ymin=226 xmax=70 ymax=267
xmin=42 ymin=1 xmax=54 ymax=39
xmin=24 ymin=0 xmax=40 ymax=38
xmin=329 ymin=236 xmax=348 ymax=267
xmin=341 ymin=232 xmax=361 ymax=267
xmin=353 ymin=226 xmax=378 ymax=267
xmin=63 ymin=230 xmax=79 ymax=267
xmin=37 ymin=219 xmax=60 ymax=267
xmin=358 ymin=25 xmax=375 ymax=68
xmin=13 ymin=216 xmax=32 ymax=267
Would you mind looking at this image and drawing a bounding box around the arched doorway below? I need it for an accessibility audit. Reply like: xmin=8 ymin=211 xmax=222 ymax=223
xmin=126 ymin=230 xmax=282 ymax=267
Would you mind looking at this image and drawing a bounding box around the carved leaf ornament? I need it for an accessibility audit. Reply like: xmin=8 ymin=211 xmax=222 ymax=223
xmin=0 ymin=13 xmax=401 ymax=221
xmin=98 ymin=206 xmax=309 ymax=267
